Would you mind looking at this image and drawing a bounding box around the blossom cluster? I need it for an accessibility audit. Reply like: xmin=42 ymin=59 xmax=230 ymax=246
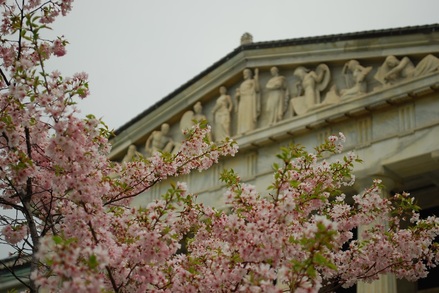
xmin=151 ymin=143 xmax=439 ymax=292
xmin=1 ymin=224 xmax=28 ymax=245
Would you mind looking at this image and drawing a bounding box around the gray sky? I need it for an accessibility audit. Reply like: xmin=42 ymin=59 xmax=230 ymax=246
xmin=1 ymin=0 xmax=439 ymax=259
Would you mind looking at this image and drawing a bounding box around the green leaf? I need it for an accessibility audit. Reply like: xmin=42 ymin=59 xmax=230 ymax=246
xmin=88 ymin=254 xmax=99 ymax=270
xmin=306 ymin=265 xmax=317 ymax=278
xmin=52 ymin=235 xmax=63 ymax=245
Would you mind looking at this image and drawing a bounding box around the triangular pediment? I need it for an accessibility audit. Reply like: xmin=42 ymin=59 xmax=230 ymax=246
xmin=110 ymin=24 xmax=439 ymax=162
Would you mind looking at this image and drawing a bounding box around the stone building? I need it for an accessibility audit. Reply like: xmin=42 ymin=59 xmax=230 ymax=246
xmin=1 ymin=24 xmax=439 ymax=293
xmin=110 ymin=24 xmax=439 ymax=293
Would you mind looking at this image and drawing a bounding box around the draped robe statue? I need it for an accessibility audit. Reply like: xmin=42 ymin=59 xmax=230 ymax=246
xmin=235 ymin=68 xmax=260 ymax=135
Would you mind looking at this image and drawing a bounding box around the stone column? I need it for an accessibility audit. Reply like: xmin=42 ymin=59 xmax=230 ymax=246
xmin=354 ymin=175 xmax=397 ymax=293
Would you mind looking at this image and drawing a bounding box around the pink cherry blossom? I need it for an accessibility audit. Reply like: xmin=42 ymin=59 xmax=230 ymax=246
xmin=2 ymin=224 xmax=28 ymax=245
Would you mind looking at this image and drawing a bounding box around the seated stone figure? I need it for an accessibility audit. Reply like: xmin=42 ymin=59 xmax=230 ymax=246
xmin=374 ymin=55 xmax=415 ymax=86
xmin=180 ymin=102 xmax=209 ymax=130
xmin=122 ymin=144 xmax=142 ymax=163
xmin=193 ymin=101 xmax=207 ymax=123
xmin=289 ymin=64 xmax=330 ymax=116
xmin=144 ymin=123 xmax=174 ymax=156
xmin=180 ymin=101 xmax=211 ymax=141
xmin=340 ymin=60 xmax=372 ymax=98
xmin=374 ymin=54 xmax=439 ymax=87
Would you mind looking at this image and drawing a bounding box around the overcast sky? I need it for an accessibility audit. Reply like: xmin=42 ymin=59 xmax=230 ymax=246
xmin=47 ymin=0 xmax=439 ymax=130
xmin=1 ymin=0 xmax=439 ymax=259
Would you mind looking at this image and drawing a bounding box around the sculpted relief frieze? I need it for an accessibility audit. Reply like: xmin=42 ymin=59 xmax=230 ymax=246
xmin=120 ymin=54 xmax=439 ymax=163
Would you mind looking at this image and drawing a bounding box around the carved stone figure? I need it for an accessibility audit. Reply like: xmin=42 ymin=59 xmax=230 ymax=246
xmin=180 ymin=102 xmax=211 ymax=140
xmin=374 ymin=55 xmax=415 ymax=86
xmin=193 ymin=102 xmax=207 ymax=122
xmin=289 ymin=64 xmax=331 ymax=116
xmin=265 ymin=67 xmax=289 ymax=124
xmin=180 ymin=109 xmax=194 ymax=133
xmin=122 ymin=144 xmax=142 ymax=163
xmin=180 ymin=102 xmax=206 ymax=130
xmin=413 ymin=54 xmax=439 ymax=77
xmin=375 ymin=54 xmax=439 ymax=87
xmin=340 ymin=60 xmax=372 ymax=98
xmin=235 ymin=68 xmax=260 ymax=135
xmin=211 ymin=86 xmax=233 ymax=141
xmin=144 ymin=123 xmax=174 ymax=156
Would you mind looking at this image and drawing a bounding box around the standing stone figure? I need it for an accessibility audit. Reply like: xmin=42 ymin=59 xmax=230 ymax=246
xmin=235 ymin=68 xmax=260 ymax=135
xmin=265 ymin=66 xmax=289 ymax=124
xmin=289 ymin=64 xmax=330 ymax=116
xmin=144 ymin=123 xmax=174 ymax=156
xmin=340 ymin=60 xmax=372 ymax=98
xmin=211 ymin=86 xmax=233 ymax=141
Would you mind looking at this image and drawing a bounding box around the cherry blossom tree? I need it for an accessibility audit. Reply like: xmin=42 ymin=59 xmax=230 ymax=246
xmin=1 ymin=1 xmax=439 ymax=293
xmin=0 ymin=1 xmax=234 ymax=291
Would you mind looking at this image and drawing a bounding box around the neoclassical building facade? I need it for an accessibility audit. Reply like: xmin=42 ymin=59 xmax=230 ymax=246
xmin=109 ymin=24 xmax=439 ymax=293
xmin=1 ymin=24 xmax=438 ymax=293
